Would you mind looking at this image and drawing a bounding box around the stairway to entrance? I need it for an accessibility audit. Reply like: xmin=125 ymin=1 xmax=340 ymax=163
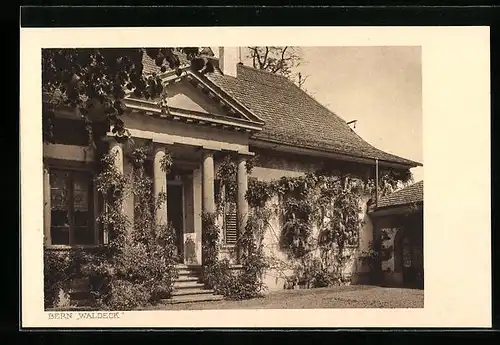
xmin=160 ymin=264 xmax=224 ymax=304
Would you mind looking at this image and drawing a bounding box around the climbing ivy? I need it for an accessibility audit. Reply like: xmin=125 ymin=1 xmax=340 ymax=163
xmin=200 ymin=154 xmax=269 ymax=300
xmin=243 ymin=168 xmax=411 ymax=289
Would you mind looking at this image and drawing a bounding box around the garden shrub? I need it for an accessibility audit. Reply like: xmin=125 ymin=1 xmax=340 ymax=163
xmin=44 ymin=249 xmax=71 ymax=308
xmin=44 ymin=145 xmax=178 ymax=310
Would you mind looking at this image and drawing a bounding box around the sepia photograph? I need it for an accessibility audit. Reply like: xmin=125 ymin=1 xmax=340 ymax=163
xmin=20 ymin=26 xmax=490 ymax=328
xmin=40 ymin=45 xmax=423 ymax=312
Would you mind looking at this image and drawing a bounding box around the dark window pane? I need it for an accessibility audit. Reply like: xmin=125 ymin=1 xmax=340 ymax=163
xmin=49 ymin=168 xmax=95 ymax=246
xmin=74 ymin=226 xmax=94 ymax=245
xmin=51 ymin=210 xmax=69 ymax=227
xmin=50 ymin=170 xmax=69 ymax=211
xmin=73 ymin=210 xmax=88 ymax=226
xmin=51 ymin=226 xmax=70 ymax=245
xmin=73 ymin=173 xmax=89 ymax=211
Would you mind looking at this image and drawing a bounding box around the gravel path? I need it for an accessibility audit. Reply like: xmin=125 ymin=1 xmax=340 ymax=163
xmin=148 ymin=285 xmax=424 ymax=310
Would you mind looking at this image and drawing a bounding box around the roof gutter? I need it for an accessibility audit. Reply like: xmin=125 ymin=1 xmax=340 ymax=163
xmin=369 ymin=201 xmax=423 ymax=218
xmin=249 ymin=138 xmax=419 ymax=170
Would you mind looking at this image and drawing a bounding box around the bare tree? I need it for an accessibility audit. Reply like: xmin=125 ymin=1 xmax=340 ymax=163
xmin=296 ymin=72 xmax=309 ymax=90
xmin=247 ymin=46 xmax=309 ymax=90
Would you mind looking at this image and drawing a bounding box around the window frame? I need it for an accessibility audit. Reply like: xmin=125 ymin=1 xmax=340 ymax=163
xmin=44 ymin=159 xmax=101 ymax=249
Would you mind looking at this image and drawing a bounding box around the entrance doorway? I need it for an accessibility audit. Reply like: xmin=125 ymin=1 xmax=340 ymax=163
xmin=400 ymin=231 xmax=424 ymax=288
xmin=167 ymin=181 xmax=184 ymax=263
xmin=401 ymin=234 xmax=415 ymax=286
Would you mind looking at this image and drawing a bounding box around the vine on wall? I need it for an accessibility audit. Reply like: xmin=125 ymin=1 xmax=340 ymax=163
xmin=44 ymin=143 xmax=178 ymax=310
xmin=204 ymin=152 xmax=412 ymax=293
xmin=201 ymin=154 xmax=269 ymax=300
xmin=244 ymin=169 xmax=411 ymax=289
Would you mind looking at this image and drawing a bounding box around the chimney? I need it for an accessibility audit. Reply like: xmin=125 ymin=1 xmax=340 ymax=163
xmin=218 ymin=47 xmax=240 ymax=78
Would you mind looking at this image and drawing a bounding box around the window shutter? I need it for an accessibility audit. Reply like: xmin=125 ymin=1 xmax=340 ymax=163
xmin=224 ymin=212 xmax=238 ymax=245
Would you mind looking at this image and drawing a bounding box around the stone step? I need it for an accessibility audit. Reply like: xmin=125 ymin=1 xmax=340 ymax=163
xmin=177 ymin=270 xmax=200 ymax=278
xmin=175 ymin=264 xmax=203 ymax=270
xmin=171 ymin=288 xmax=216 ymax=297
xmin=176 ymin=266 xmax=202 ymax=275
xmin=162 ymin=293 xmax=224 ymax=305
xmin=173 ymin=280 xmax=205 ymax=289
xmin=175 ymin=275 xmax=200 ymax=282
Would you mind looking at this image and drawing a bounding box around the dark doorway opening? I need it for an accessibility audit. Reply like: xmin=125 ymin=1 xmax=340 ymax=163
xmin=167 ymin=182 xmax=184 ymax=263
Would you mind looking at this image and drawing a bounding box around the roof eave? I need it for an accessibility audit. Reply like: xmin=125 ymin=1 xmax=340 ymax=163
xmin=369 ymin=201 xmax=423 ymax=217
xmin=249 ymin=138 xmax=420 ymax=170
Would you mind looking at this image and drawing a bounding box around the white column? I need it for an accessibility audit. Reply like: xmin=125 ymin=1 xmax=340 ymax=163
xmin=107 ymin=140 xmax=126 ymax=239
xmin=153 ymin=145 xmax=168 ymax=225
xmin=109 ymin=141 xmax=124 ymax=174
xmin=202 ymin=151 xmax=215 ymax=214
xmin=193 ymin=168 xmax=203 ymax=265
xmin=43 ymin=165 xmax=51 ymax=246
xmin=237 ymin=156 xmax=249 ymax=237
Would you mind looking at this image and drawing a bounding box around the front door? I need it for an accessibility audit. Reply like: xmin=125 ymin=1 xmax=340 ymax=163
xmin=167 ymin=182 xmax=184 ymax=263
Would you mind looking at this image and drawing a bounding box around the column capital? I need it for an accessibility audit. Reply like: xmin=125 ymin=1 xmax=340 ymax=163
xmin=237 ymin=151 xmax=255 ymax=160
xmin=153 ymin=143 xmax=169 ymax=155
xmin=202 ymin=149 xmax=218 ymax=158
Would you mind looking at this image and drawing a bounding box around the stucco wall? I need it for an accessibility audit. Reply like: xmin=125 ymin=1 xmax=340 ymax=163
xmin=249 ymin=149 xmax=374 ymax=291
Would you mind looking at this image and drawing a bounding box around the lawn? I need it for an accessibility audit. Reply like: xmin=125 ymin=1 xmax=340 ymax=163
xmin=150 ymin=285 xmax=424 ymax=310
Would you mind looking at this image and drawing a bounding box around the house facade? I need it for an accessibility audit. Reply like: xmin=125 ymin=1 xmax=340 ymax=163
xmin=43 ymin=47 xmax=422 ymax=300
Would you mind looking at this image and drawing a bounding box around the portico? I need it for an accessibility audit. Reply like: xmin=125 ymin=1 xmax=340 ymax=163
xmin=104 ymin=70 xmax=264 ymax=265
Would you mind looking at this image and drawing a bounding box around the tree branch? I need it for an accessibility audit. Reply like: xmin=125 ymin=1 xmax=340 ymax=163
xmin=261 ymin=47 xmax=270 ymax=69
xmin=249 ymin=47 xmax=259 ymax=68
xmin=280 ymin=46 xmax=289 ymax=64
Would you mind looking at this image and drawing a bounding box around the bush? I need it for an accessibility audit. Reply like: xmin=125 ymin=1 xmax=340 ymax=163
xmin=44 ymin=249 xmax=71 ymax=308
xmin=201 ymin=211 xmax=268 ymax=301
xmin=104 ymin=280 xmax=150 ymax=310
xmin=44 ymin=147 xmax=178 ymax=310
xmin=80 ymin=226 xmax=178 ymax=310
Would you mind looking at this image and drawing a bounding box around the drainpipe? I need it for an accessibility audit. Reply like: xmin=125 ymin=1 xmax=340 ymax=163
xmin=375 ymin=158 xmax=379 ymax=208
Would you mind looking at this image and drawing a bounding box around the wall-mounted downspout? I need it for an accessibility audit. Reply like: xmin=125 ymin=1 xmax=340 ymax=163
xmin=375 ymin=158 xmax=379 ymax=208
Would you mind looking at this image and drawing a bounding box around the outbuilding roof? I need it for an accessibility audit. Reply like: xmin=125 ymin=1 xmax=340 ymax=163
xmin=376 ymin=180 xmax=424 ymax=209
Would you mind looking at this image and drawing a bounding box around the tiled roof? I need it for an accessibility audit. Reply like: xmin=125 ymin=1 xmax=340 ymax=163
xmin=377 ymin=180 xmax=424 ymax=208
xmin=141 ymin=49 xmax=190 ymax=76
xmin=204 ymin=64 xmax=422 ymax=167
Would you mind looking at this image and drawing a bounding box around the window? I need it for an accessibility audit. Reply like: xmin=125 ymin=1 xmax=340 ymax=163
xmin=49 ymin=169 xmax=95 ymax=245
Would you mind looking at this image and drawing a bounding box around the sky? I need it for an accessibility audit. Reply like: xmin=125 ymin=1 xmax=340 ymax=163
xmin=240 ymin=46 xmax=423 ymax=183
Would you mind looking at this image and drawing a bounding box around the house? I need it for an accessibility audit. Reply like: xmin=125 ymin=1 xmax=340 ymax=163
xmin=42 ymin=47 xmax=422 ymax=305
xmin=368 ymin=180 xmax=424 ymax=288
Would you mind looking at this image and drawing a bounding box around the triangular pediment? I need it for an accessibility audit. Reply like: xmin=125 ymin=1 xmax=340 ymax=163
xmin=123 ymin=70 xmax=265 ymax=133
xmin=162 ymin=79 xmax=234 ymax=117
xmin=125 ymin=71 xmax=264 ymax=131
